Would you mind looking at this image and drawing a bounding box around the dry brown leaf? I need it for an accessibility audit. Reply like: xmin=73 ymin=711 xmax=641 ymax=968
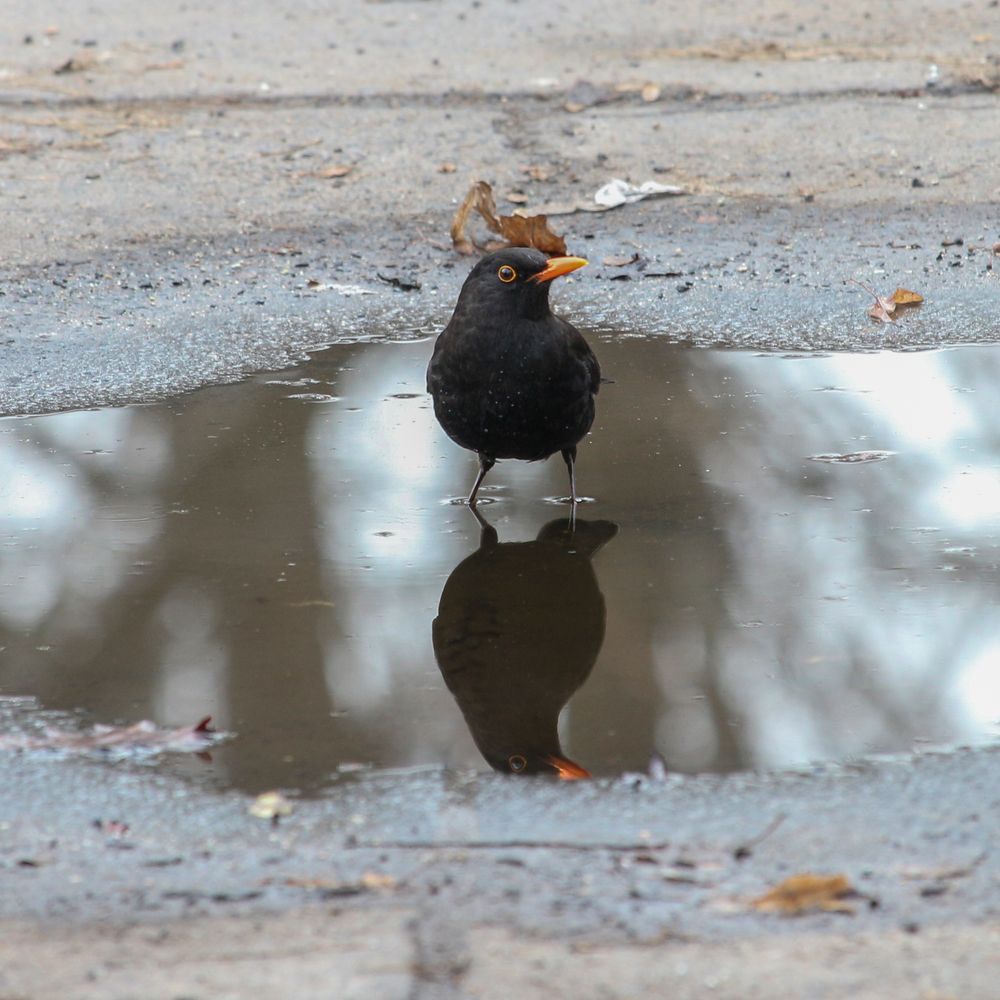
xmin=868 ymin=296 xmax=896 ymax=323
xmin=890 ymin=287 xmax=924 ymax=306
xmin=751 ymin=873 xmax=857 ymax=915
xmin=853 ymin=279 xmax=922 ymax=324
xmin=449 ymin=180 xmax=567 ymax=256
xmin=496 ymin=214 xmax=567 ymax=255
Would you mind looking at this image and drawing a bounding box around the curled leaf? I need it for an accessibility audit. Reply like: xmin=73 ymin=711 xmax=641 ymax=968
xmin=852 ymin=279 xmax=923 ymax=324
xmin=449 ymin=180 xmax=567 ymax=256
xmin=751 ymin=873 xmax=857 ymax=915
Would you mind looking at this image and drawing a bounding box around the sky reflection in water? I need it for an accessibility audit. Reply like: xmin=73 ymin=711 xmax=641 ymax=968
xmin=1 ymin=339 xmax=998 ymax=793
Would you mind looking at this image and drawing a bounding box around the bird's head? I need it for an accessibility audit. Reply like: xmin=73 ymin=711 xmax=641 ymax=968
xmin=491 ymin=749 xmax=591 ymax=780
xmin=458 ymin=247 xmax=588 ymax=321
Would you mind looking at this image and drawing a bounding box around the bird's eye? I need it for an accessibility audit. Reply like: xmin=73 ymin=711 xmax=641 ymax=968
xmin=508 ymin=754 xmax=527 ymax=773
xmin=497 ymin=265 xmax=517 ymax=283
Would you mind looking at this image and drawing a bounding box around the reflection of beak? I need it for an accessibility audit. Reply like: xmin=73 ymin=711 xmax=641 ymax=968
xmin=544 ymin=754 xmax=591 ymax=780
xmin=531 ymin=256 xmax=588 ymax=284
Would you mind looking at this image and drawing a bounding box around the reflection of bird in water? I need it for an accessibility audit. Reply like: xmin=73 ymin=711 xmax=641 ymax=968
xmin=433 ymin=513 xmax=618 ymax=778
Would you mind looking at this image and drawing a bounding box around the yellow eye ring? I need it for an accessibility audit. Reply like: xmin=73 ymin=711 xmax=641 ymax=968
xmin=508 ymin=754 xmax=527 ymax=772
xmin=498 ymin=265 xmax=517 ymax=283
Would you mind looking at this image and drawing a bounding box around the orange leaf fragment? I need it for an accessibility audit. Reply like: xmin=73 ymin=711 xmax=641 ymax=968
xmin=449 ymin=180 xmax=567 ymax=256
xmin=890 ymin=287 xmax=923 ymax=305
xmin=852 ymin=279 xmax=923 ymax=324
xmin=751 ymin=873 xmax=857 ymax=915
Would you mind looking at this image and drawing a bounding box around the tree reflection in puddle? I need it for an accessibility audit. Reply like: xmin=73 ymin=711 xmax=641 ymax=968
xmin=1 ymin=340 xmax=998 ymax=794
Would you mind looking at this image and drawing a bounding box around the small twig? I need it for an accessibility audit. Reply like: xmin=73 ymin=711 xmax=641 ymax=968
xmin=349 ymin=839 xmax=673 ymax=852
xmin=733 ymin=812 xmax=786 ymax=860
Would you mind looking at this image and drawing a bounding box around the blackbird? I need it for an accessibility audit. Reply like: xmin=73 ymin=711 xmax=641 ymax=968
xmin=427 ymin=247 xmax=600 ymax=505
xmin=432 ymin=511 xmax=619 ymax=779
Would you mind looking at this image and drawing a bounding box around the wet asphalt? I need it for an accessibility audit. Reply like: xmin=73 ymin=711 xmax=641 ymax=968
xmin=2 ymin=1 xmax=1000 ymax=995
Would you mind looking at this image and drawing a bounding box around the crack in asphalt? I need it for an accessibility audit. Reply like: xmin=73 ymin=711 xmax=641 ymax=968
xmin=2 ymin=80 xmax=997 ymax=116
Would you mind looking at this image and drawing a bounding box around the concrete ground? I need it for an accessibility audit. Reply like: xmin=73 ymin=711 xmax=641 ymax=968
xmin=2 ymin=1 xmax=999 ymax=996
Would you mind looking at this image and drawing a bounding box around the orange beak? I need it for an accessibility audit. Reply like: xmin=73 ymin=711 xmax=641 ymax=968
xmin=531 ymin=256 xmax=588 ymax=283
xmin=544 ymin=754 xmax=591 ymax=780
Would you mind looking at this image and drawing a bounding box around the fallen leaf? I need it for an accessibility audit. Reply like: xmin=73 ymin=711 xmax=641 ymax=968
xmin=751 ymin=873 xmax=857 ymax=915
xmin=602 ymin=253 xmax=640 ymax=267
xmin=852 ymin=279 xmax=923 ymax=323
xmin=0 ymin=715 xmax=221 ymax=756
xmin=890 ymin=287 xmax=924 ymax=306
xmin=249 ymin=790 xmax=294 ymax=821
xmin=449 ymin=180 xmax=567 ymax=256
xmin=497 ymin=214 xmax=568 ymax=256
xmin=868 ymin=297 xmax=896 ymax=323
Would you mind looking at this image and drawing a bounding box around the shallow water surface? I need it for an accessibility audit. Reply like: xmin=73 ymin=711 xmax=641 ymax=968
xmin=2 ymin=338 xmax=999 ymax=793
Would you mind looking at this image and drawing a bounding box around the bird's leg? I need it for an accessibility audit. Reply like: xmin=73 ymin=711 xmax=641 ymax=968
xmin=468 ymin=454 xmax=496 ymax=506
xmin=561 ymin=446 xmax=578 ymax=505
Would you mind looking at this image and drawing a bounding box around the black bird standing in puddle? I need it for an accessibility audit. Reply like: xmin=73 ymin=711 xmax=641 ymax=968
xmin=427 ymin=247 xmax=600 ymax=505
xmin=432 ymin=512 xmax=618 ymax=778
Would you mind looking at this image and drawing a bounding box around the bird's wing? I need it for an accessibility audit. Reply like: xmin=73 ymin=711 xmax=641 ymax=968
xmin=557 ymin=317 xmax=601 ymax=396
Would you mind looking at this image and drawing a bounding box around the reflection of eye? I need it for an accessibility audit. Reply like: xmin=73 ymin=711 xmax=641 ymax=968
xmin=508 ymin=754 xmax=527 ymax=773
xmin=498 ymin=265 xmax=517 ymax=283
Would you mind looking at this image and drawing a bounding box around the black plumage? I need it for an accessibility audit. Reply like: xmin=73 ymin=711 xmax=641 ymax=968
xmin=427 ymin=247 xmax=600 ymax=504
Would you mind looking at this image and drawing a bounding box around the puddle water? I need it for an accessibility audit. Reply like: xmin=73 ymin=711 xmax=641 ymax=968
xmin=2 ymin=338 xmax=999 ymax=793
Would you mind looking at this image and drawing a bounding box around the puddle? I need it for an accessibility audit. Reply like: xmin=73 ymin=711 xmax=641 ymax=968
xmin=2 ymin=339 xmax=999 ymax=793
